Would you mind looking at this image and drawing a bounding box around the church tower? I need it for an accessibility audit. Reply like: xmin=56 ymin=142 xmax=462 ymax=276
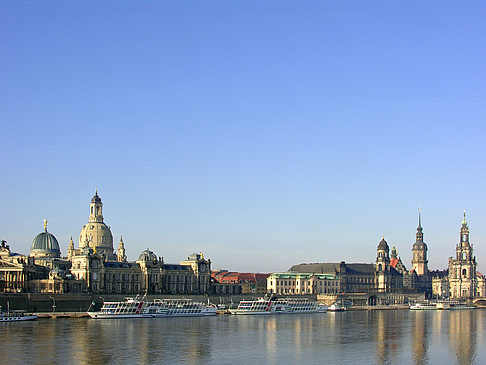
xmin=411 ymin=209 xmax=428 ymax=276
xmin=117 ymin=236 xmax=127 ymax=262
xmin=67 ymin=237 xmax=75 ymax=260
xmin=448 ymin=211 xmax=477 ymax=298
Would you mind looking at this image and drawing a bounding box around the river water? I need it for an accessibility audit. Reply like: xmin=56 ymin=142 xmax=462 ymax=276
xmin=1 ymin=309 xmax=484 ymax=365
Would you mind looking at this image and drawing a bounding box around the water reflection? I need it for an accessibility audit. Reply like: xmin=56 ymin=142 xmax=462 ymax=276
xmin=448 ymin=310 xmax=477 ymax=365
xmin=0 ymin=310 xmax=485 ymax=364
xmin=411 ymin=311 xmax=430 ymax=365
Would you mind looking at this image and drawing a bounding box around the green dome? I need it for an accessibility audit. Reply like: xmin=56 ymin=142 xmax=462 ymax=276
xmin=30 ymin=231 xmax=61 ymax=258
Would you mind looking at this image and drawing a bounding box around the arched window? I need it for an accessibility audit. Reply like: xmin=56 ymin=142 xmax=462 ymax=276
xmin=462 ymin=269 xmax=467 ymax=277
xmin=378 ymin=264 xmax=382 ymax=272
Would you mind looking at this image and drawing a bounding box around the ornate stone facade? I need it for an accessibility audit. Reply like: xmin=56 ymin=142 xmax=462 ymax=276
xmin=287 ymin=213 xmax=437 ymax=303
xmin=446 ymin=213 xmax=485 ymax=299
xmin=0 ymin=191 xmax=212 ymax=295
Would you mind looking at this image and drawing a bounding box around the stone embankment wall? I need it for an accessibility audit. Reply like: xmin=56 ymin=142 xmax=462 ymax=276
xmin=0 ymin=293 xmax=318 ymax=312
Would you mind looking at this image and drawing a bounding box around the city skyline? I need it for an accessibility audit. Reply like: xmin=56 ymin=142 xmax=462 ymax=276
xmin=2 ymin=190 xmax=483 ymax=274
xmin=1 ymin=1 xmax=485 ymax=273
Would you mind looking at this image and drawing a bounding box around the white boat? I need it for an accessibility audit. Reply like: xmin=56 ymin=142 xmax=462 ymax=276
xmin=0 ymin=311 xmax=38 ymax=322
xmin=88 ymin=297 xmax=217 ymax=319
xmin=328 ymin=302 xmax=346 ymax=312
xmin=229 ymin=297 xmax=327 ymax=315
xmin=409 ymin=302 xmax=438 ymax=310
xmin=410 ymin=300 xmax=476 ymax=311
xmin=438 ymin=300 xmax=476 ymax=310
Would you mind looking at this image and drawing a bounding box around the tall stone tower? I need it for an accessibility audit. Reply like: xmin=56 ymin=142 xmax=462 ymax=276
xmin=411 ymin=209 xmax=428 ymax=276
xmin=448 ymin=211 xmax=478 ymax=299
xmin=376 ymin=237 xmax=391 ymax=292
xmin=117 ymin=236 xmax=127 ymax=262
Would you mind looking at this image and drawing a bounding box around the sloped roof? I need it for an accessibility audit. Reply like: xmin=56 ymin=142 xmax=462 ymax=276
xmin=289 ymin=263 xmax=340 ymax=274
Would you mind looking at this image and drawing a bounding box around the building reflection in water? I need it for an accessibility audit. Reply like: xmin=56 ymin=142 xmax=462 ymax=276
xmin=374 ymin=310 xmax=407 ymax=365
xmin=410 ymin=311 xmax=430 ymax=365
xmin=1 ymin=309 xmax=485 ymax=364
xmin=68 ymin=317 xmax=213 ymax=364
xmin=448 ymin=310 xmax=477 ymax=365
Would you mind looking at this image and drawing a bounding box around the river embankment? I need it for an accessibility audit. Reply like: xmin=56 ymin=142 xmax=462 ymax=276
xmin=0 ymin=293 xmax=318 ymax=313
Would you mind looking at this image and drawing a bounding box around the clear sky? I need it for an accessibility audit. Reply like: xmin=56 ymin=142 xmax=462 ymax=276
xmin=1 ymin=1 xmax=485 ymax=273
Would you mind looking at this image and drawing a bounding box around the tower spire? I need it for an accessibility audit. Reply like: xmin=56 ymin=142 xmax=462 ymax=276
xmin=43 ymin=219 xmax=48 ymax=232
xmin=418 ymin=208 xmax=422 ymax=228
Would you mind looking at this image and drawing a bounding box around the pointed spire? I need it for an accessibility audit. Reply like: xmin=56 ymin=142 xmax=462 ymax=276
xmin=462 ymin=210 xmax=467 ymax=225
xmin=120 ymin=235 xmax=123 ymax=243
xmin=418 ymin=208 xmax=422 ymax=228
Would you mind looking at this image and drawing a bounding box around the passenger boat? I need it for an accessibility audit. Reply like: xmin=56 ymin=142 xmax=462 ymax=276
xmin=229 ymin=297 xmax=327 ymax=315
xmin=88 ymin=297 xmax=217 ymax=319
xmin=410 ymin=300 xmax=477 ymax=311
xmin=409 ymin=302 xmax=438 ymax=310
xmin=437 ymin=300 xmax=476 ymax=310
xmin=0 ymin=311 xmax=38 ymax=322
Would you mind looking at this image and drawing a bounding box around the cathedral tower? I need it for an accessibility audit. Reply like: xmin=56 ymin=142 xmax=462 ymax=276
xmin=448 ymin=211 xmax=478 ymax=298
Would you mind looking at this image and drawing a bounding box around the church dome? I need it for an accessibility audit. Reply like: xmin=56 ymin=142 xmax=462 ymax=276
xmin=139 ymin=249 xmax=157 ymax=262
xmin=377 ymin=237 xmax=389 ymax=250
xmin=30 ymin=227 xmax=61 ymax=258
xmin=79 ymin=191 xmax=115 ymax=259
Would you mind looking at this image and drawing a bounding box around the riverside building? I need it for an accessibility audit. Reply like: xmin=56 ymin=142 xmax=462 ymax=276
xmin=0 ymin=191 xmax=211 ymax=295
xmin=284 ymin=212 xmax=439 ymax=305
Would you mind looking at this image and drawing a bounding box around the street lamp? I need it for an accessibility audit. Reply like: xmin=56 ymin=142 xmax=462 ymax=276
xmin=49 ymin=296 xmax=56 ymax=313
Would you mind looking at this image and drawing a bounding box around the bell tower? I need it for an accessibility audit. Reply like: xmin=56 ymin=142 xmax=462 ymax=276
xmin=457 ymin=211 xmax=472 ymax=262
xmin=449 ymin=211 xmax=477 ymax=298
xmin=411 ymin=209 xmax=428 ymax=276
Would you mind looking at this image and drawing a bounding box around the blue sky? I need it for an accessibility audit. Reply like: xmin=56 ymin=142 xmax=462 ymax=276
xmin=1 ymin=1 xmax=485 ymax=272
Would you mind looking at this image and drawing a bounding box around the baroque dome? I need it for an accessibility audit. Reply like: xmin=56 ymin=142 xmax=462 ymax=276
xmin=79 ymin=191 xmax=115 ymax=259
xmin=139 ymin=249 xmax=157 ymax=262
xmin=30 ymin=226 xmax=61 ymax=258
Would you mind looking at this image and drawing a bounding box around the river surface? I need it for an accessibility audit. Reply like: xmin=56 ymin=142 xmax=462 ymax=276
xmin=1 ymin=309 xmax=484 ymax=365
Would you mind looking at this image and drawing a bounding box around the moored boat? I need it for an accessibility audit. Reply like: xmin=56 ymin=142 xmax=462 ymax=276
xmin=229 ymin=297 xmax=327 ymax=315
xmin=88 ymin=297 xmax=217 ymax=319
xmin=409 ymin=302 xmax=438 ymax=310
xmin=0 ymin=311 xmax=38 ymax=322
xmin=328 ymin=302 xmax=346 ymax=312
